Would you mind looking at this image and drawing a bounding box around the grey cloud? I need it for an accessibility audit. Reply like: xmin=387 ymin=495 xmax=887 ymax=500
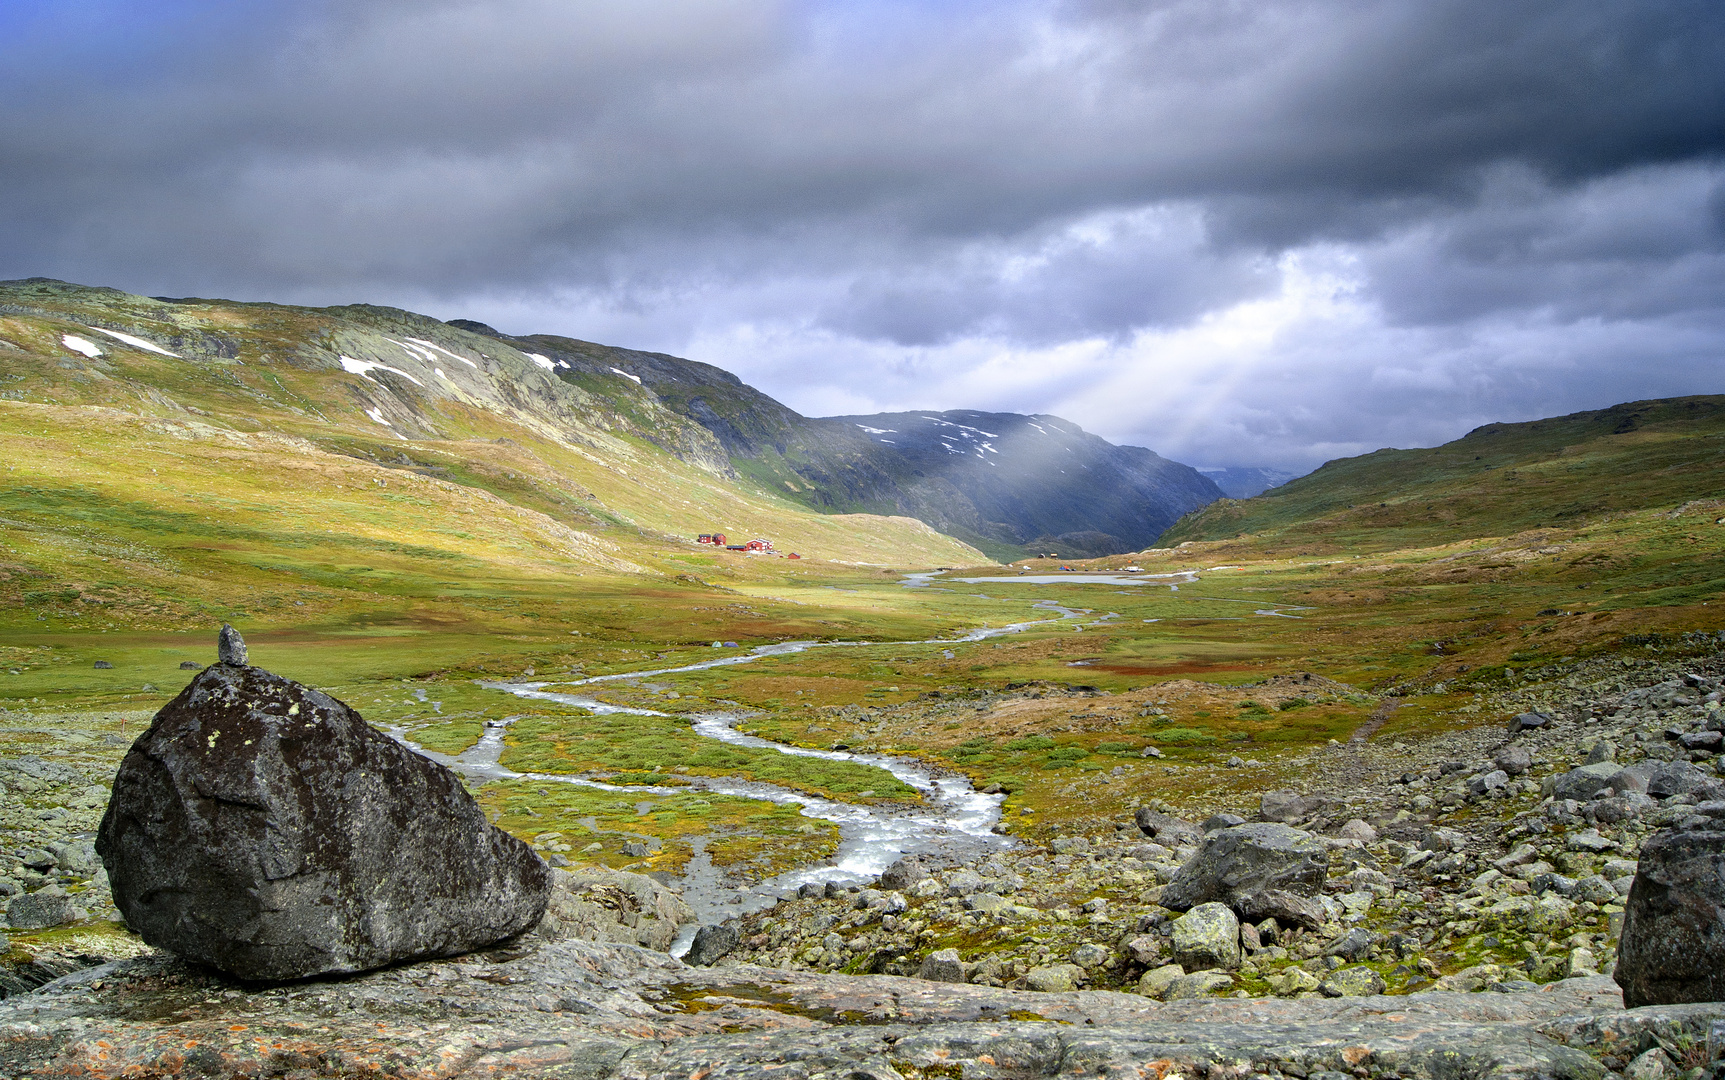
xmin=822 ymin=208 xmax=1278 ymax=345
xmin=1364 ymin=164 xmax=1725 ymax=326
xmin=5 ymin=0 xmax=1721 ymax=300
xmin=1 ymin=0 xmax=1722 ymax=472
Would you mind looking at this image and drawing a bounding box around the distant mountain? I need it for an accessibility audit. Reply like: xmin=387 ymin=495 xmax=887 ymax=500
xmin=1199 ymin=467 xmax=1298 ymax=499
xmin=461 ymin=327 xmax=1223 ymax=559
xmin=829 ymin=410 xmax=1224 ymax=558
xmin=1160 ymin=396 xmax=1725 ymax=553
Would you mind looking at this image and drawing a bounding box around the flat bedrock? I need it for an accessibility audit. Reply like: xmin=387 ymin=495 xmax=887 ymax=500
xmin=3 ymin=939 xmax=1721 ymax=1080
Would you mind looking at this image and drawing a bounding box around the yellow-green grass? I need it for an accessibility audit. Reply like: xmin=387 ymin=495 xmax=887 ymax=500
xmin=11 ymin=496 xmax=1723 ymax=832
xmin=497 ymin=711 xmax=918 ymax=801
xmin=1161 ymin=395 xmax=1725 ymax=553
xmin=475 ymin=778 xmax=839 ymax=878
xmin=0 ymin=286 xmax=983 ymax=573
xmin=0 ymin=402 xmax=976 ymax=635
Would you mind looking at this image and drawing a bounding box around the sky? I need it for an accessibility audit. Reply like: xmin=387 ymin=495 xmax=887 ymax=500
xmin=3 ymin=0 xmax=1723 ymax=472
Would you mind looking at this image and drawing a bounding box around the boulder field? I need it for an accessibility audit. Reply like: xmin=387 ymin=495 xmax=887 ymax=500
xmin=713 ymin=657 xmax=1725 ymax=1020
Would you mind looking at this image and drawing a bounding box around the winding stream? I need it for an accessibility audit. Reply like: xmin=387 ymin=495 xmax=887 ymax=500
xmin=408 ymin=592 xmax=1094 ymax=951
xmin=402 ymin=567 xmax=1309 ymax=951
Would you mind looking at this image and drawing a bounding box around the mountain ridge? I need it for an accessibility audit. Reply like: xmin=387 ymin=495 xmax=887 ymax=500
xmin=827 ymin=409 xmax=1222 ymax=557
xmin=452 ymin=323 xmax=1223 ymax=559
xmin=1157 ymin=394 xmax=1725 ymax=553
xmin=0 ymin=276 xmax=984 ymax=581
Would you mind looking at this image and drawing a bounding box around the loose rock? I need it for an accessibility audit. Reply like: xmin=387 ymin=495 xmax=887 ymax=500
xmin=216 ymin=622 xmax=247 ymax=665
xmin=879 ymin=857 xmax=927 ymax=891
xmin=1024 ymin=962 xmax=1083 ymax=992
xmin=685 ymin=922 xmax=741 ymax=967
xmin=918 ymin=947 xmax=965 ymax=983
xmin=1321 ymin=966 xmax=1387 ymax=997
xmin=1170 ymin=901 xmax=1240 ymax=971
xmin=5 ymin=892 xmax=82 ymax=930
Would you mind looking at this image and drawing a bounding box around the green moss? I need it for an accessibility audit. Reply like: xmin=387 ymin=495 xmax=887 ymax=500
xmin=477 ymin=779 xmax=838 ymax=878
xmin=1152 ymin=727 xmax=1219 ymax=746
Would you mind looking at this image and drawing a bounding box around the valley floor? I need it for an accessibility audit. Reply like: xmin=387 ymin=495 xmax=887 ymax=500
xmin=2 ymin=646 xmax=1724 ymax=1079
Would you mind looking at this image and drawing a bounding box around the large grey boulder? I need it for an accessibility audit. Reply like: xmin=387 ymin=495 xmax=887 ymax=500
xmin=1258 ymin=790 xmax=1333 ymax=823
xmin=1614 ymin=801 xmax=1725 ymax=1008
xmin=1604 ymin=762 xmax=1656 ymax=795
xmin=6 ymin=892 xmax=83 ymax=930
xmin=1134 ymin=807 xmax=1201 ymax=847
xmin=1542 ymin=762 xmax=1622 ymax=802
xmin=1162 ymin=970 xmax=1236 ymax=999
xmin=1507 ymin=711 xmax=1551 ymax=733
xmin=1644 ymin=761 xmax=1725 ymax=802
xmin=1320 ymin=965 xmax=1386 ymax=997
xmin=879 ymin=856 xmax=927 ymax=892
xmin=1160 ymin=823 xmax=1329 ymax=916
xmin=1592 ymin=792 xmax=1656 ymax=823
xmin=96 ymin=644 xmax=551 ymax=981
xmin=1237 ymin=888 xmax=1326 ymax=931
xmin=684 ymin=922 xmax=740 ymax=967
xmin=1024 ymin=962 xmax=1083 ymax=992
xmin=1493 ymin=744 xmax=1533 ymax=776
xmin=918 ymin=947 xmax=965 ymax=983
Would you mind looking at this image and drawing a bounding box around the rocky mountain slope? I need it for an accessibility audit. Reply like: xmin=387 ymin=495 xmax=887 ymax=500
xmin=1200 ymin=466 xmax=1298 ymax=499
xmin=1159 ymin=396 xmax=1725 ymax=552
xmin=0 ymin=276 xmax=1225 ymax=564
xmin=452 ymin=323 xmax=1221 ymax=558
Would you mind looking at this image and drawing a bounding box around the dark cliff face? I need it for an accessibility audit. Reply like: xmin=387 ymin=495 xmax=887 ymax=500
xmin=456 ymin=327 xmax=1221 ymax=558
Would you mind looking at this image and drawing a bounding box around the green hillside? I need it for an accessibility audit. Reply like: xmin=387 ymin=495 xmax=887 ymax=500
xmin=1158 ymin=396 xmax=1725 ymax=552
xmin=0 ymin=278 xmax=991 ymax=652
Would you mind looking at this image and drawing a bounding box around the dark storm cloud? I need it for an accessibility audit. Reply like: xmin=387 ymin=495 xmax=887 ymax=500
xmin=2 ymin=0 xmax=1722 ymax=469
xmin=1362 ymin=165 xmax=1725 ymax=327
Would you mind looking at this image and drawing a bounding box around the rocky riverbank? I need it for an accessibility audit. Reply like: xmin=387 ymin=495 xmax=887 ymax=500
xmin=712 ymin=652 xmax=1725 ymax=1008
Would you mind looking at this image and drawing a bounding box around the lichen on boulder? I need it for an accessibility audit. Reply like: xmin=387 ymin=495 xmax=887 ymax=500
xmin=1614 ymin=801 xmax=1725 ymax=1008
xmin=96 ymin=632 xmax=551 ymax=981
